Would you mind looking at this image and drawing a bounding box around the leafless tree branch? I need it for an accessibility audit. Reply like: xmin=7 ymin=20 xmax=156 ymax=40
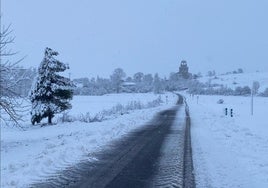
xmin=0 ymin=24 xmax=29 ymax=127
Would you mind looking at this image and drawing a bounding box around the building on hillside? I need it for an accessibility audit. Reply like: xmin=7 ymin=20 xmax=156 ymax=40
xmin=121 ymin=82 xmax=136 ymax=93
xmin=178 ymin=60 xmax=191 ymax=79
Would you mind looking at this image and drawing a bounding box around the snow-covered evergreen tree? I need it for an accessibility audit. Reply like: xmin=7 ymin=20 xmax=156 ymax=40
xmin=30 ymin=48 xmax=74 ymax=125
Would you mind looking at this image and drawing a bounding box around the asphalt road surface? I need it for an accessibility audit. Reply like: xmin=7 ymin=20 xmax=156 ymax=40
xmin=32 ymin=95 xmax=195 ymax=188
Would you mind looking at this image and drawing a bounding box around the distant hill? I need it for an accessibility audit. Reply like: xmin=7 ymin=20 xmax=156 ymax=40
xmin=198 ymin=71 xmax=268 ymax=92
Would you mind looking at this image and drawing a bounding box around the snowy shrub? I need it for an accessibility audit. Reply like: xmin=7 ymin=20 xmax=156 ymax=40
xmin=79 ymin=113 xmax=89 ymax=123
xmin=101 ymin=109 xmax=114 ymax=117
xmin=58 ymin=112 xmax=75 ymax=123
xmin=112 ymin=103 xmax=125 ymax=114
xmin=234 ymin=86 xmax=251 ymax=96
xmin=126 ymin=101 xmax=144 ymax=111
xmin=259 ymin=88 xmax=268 ymax=97
xmin=91 ymin=112 xmax=105 ymax=122
xmin=79 ymin=112 xmax=104 ymax=123
xmin=79 ymin=113 xmax=92 ymax=123
xmin=147 ymin=96 xmax=163 ymax=108
xmin=217 ymin=99 xmax=224 ymax=104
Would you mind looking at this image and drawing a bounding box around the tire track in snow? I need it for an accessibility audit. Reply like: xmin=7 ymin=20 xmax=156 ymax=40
xmin=151 ymin=116 xmax=185 ymax=188
xmin=30 ymin=94 xmax=195 ymax=188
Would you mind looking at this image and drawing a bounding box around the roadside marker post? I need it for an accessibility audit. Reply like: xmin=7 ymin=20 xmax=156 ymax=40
xmin=166 ymin=95 xmax=168 ymax=104
xmin=225 ymin=108 xmax=228 ymax=116
xmin=230 ymin=109 xmax=233 ymax=117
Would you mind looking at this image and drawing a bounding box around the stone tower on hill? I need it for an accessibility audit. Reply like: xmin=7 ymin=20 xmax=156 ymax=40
xmin=178 ymin=60 xmax=190 ymax=79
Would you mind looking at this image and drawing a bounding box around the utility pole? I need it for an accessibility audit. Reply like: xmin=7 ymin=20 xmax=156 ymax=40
xmin=251 ymin=82 xmax=254 ymax=115
xmin=0 ymin=0 xmax=2 ymax=66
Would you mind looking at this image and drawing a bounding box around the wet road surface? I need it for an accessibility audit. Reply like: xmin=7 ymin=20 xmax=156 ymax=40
xmin=31 ymin=95 xmax=195 ymax=188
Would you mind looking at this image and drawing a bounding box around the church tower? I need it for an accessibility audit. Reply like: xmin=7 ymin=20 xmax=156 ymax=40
xmin=178 ymin=60 xmax=190 ymax=79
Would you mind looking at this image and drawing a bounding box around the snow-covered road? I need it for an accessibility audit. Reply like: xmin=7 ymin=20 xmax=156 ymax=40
xmin=31 ymin=94 xmax=193 ymax=188
xmin=1 ymin=93 xmax=178 ymax=188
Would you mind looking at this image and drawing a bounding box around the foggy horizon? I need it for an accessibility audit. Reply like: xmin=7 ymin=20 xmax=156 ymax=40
xmin=2 ymin=0 xmax=268 ymax=78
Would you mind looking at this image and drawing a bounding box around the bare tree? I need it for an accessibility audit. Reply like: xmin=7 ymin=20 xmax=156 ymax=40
xmin=252 ymin=81 xmax=260 ymax=95
xmin=110 ymin=68 xmax=126 ymax=93
xmin=153 ymin=73 xmax=163 ymax=94
xmin=0 ymin=24 xmax=26 ymax=125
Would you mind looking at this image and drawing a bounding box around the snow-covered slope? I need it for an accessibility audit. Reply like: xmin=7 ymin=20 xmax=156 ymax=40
xmin=198 ymin=72 xmax=268 ymax=92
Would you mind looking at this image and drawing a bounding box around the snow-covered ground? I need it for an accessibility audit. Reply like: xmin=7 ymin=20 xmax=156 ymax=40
xmin=187 ymin=94 xmax=268 ymax=188
xmin=198 ymin=71 xmax=268 ymax=92
xmin=3 ymin=90 xmax=267 ymax=188
xmin=69 ymin=93 xmax=169 ymax=117
xmin=1 ymin=92 xmax=177 ymax=188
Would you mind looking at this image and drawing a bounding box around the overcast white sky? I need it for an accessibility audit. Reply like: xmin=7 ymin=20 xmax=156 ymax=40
xmin=2 ymin=0 xmax=268 ymax=78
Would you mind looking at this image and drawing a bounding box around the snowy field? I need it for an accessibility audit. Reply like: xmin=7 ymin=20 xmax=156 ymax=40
xmin=1 ymin=92 xmax=178 ymax=188
xmin=69 ymin=93 xmax=170 ymax=117
xmin=186 ymin=94 xmax=268 ymax=188
xmin=198 ymin=71 xmax=268 ymax=92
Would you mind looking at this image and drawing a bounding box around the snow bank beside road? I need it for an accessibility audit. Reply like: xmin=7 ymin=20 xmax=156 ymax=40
xmin=1 ymin=93 xmax=177 ymax=188
xmin=187 ymin=95 xmax=268 ymax=188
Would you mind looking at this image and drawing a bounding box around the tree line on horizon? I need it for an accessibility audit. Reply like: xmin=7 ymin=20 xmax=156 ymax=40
xmin=1 ymin=25 xmax=268 ymax=126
